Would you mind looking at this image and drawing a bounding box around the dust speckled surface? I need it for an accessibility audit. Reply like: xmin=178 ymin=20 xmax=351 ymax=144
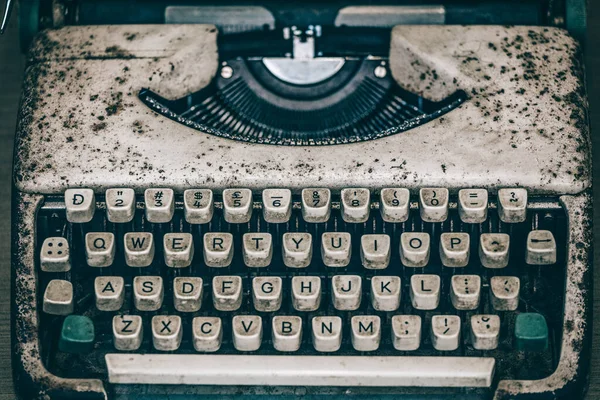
xmin=12 ymin=25 xmax=590 ymax=195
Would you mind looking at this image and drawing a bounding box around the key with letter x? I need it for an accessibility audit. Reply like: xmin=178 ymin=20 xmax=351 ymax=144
xmin=152 ymin=315 xmax=182 ymax=351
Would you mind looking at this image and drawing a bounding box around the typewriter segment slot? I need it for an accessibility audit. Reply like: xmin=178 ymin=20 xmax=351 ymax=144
xmin=140 ymin=26 xmax=467 ymax=146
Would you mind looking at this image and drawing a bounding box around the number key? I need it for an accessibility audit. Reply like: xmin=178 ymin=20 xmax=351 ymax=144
xmin=380 ymin=188 xmax=410 ymax=223
xmin=419 ymin=188 xmax=449 ymax=223
xmin=223 ymin=189 xmax=252 ymax=223
xmin=144 ymin=188 xmax=174 ymax=223
xmin=184 ymin=189 xmax=213 ymax=224
xmin=301 ymin=188 xmax=331 ymax=223
xmin=341 ymin=188 xmax=370 ymax=223
xmin=262 ymin=189 xmax=292 ymax=223
xmin=106 ymin=188 xmax=136 ymax=223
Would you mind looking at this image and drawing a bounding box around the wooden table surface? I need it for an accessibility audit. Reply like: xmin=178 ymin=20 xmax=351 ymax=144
xmin=0 ymin=6 xmax=599 ymax=400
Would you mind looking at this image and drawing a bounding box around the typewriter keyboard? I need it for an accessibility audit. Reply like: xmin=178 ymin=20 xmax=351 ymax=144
xmin=36 ymin=188 xmax=567 ymax=387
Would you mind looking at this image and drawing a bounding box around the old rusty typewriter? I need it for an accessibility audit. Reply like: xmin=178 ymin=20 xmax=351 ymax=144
xmin=7 ymin=0 xmax=591 ymax=399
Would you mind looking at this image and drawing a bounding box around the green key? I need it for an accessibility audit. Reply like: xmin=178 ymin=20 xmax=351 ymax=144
xmin=514 ymin=313 xmax=548 ymax=352
xmin=59 ymin=315 xmax=95 ymax=353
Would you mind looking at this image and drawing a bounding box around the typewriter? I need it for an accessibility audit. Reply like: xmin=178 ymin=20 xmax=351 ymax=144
xmin=8 ymin=0 xmax=591 ymax=399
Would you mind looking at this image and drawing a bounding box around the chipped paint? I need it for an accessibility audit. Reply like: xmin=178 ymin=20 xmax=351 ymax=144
xmin=12 ymin=25 xmax=589 ymax=195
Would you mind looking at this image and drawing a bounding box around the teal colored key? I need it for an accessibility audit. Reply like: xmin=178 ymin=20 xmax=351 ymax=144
xmin=514 ymin=313 xmax=548 ymax=352
xmin=59 ymin=315 xmax=95 ymax=353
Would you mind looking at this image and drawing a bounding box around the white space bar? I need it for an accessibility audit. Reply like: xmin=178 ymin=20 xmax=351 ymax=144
xmin=106 ymin=354 xmax=495 ymax=387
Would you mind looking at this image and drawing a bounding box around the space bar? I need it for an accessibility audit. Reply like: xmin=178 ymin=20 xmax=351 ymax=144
xmin=106 ymin=354 xmax=495 ymax=387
